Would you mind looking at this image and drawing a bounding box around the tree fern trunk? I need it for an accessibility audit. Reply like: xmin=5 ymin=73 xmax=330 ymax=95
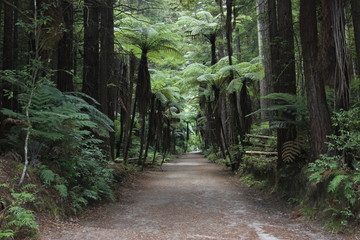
xmin=143 ymin=94 xmax=155 ymax=163
xmin=138 ymin=114 xmax=147 ymax=166
xmin=209 ymin=35 xmax=217 ymax=65
xmin=123 ymin=97 xmax=137 ymax=164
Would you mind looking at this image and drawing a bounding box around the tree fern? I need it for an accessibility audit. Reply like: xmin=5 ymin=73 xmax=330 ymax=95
xmin=248 ymin=93 xmax=308 ymax=129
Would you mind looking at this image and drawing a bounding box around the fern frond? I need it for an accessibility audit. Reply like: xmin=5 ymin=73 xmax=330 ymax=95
xmin=54 ymin=184 xmax=68 ymax=198
xmin=77 ymin=103 xmax=114 ymax=132
xmin=1 ymin=109 xmax=26 ymax=120
xmin=40 ymin=168 xmax=56 ymax=186
xmin=82 ymin=189 xmax=99 ymax=200
xmin=227 ymin=78 xmax=243 ymax=93
xmin=328 ymin=174 xmax=349 ymax=193
xmin=64 ymin=92 xmax=100 ymax=106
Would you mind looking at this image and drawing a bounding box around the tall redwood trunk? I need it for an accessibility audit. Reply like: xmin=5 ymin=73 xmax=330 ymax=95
xmin=122 ymin=54 xmax=136 ymax=161
xmin=330 ymin=0 xmax=350 ymax=110
xmin=100 ymin=0 xmax=115 ymax=158
xmin=300 ymin=0 xmax=332 ymax=161
xmin=83 ymin=0 xmax=99 ymax=100
xmin=256 ymin=0 xmax=274 ymax=121
xmin=57 ymin=0 xmax=74 ymax=92
xmin=350 ymin=0 xmax=360 ymax=74
xmin=2 ymin=0 xmax=15 ymax=109
xmin=276 ymin=0 xmax=296 ymax=166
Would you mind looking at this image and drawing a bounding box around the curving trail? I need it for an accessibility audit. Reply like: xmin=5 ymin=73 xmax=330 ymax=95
xmin=40 ymin=152 xmax=342 ymax=240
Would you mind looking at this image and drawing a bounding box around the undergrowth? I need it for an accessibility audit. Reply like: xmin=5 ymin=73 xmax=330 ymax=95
xmin=0 ymin=184 xmax=39 ymax=239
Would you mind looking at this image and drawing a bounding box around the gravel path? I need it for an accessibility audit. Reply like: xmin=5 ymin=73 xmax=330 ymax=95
xmin=40 ymin=152 xmax=347 ymax=240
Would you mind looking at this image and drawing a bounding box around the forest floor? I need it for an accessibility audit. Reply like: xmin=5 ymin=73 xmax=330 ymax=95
xmin=39 ymin=152 xmax=358 ymax=240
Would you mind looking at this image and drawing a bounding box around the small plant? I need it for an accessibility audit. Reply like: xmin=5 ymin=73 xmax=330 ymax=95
xmin=0 ymin=184 xmax=39 ymax=239
xmin=240 ymin=174 xmax=267 ymax=187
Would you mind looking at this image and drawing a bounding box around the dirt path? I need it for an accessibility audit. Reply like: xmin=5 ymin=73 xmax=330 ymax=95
xmin=40 ymin=152 xmax=345 ymax=240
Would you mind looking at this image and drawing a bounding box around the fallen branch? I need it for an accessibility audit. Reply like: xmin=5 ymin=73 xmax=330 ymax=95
xmin=245 ymin=150 xmax=278 ymax=156
xmin=247 ymin=134 xmax=276 ymax=140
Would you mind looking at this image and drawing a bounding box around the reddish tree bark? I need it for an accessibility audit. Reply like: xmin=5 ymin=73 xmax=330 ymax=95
xmin=83 ymin=0 xmax=99 ymax=101
xmin=276 ymin=0 xmax=296 ymax=165
xmin=57 ymin=0 xmax=74 ymax=92
xmin=2 ymin=0 xmax=15 ymax=109
xmin=351 ymin=0 xmax=360 ymax=73
xmin=300 ymin=0 xmax=332 ymax=161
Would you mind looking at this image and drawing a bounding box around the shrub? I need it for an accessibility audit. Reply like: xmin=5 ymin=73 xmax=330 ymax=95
xmin=307 ymin=108 xmax=360 ymax=228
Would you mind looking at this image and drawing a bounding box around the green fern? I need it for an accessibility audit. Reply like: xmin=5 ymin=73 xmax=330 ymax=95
xmin=54 ymin=185 xmax=68 ymax=198
xmin=82 ymin=189 xmax=99 ymax=200
xmin=328 ymin=175 xmax=349 ymax=193
xmin=40 ymin=168 xmax=56 ymax=186
xmin=343 ymin=181 xmax=356 ymax=205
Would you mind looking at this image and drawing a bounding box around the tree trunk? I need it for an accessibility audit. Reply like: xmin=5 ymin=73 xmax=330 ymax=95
xmin=124 ymin=97 xmax=137 ymax=164
xmin=256 ymin=0 xmax=274 ymax=121
xmin=351 ymin=0 xmax=360 ymax=74
xmin=116 ymin=60 xmax=128 ymax=158
xmin=137 ymin=114 xmax=146 ymax=166
xmin=136 ymin=52 xmax=151 ymax=117
xmin=102 ymin=0 xmax=116 ymax=158
xmin=210 ymin=34 xmax=217 ymax=65
xmin=2 ymin=0 xmax=15 ymax=109
xmin=143 ymin=94 xmax=156 ymax=163
xmin=330 ymin=0 xmax=350 ymax=110
xmin=225 ymin=0 xmax=233 ymax=66
xmin=233 ymin=3 xmax=241 ymax=61
xmin=318 ymin=0 xmax=337 ymax=90
xmin=83 ymin=0 xmax=99 ymax=101
xmin=57 ymin=0 xmax=74 ymax=92
xmin=99 ymin=0 xmax=114 ymax=116
xmin=300 ymin=0 xmax=332 ymax=161
xmin=122 ymin=54 xmax=136 ymax=162
xmin=275 ymin=0 xmax=296 ymax=166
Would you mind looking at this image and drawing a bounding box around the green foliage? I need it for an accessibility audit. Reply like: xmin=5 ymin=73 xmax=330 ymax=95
xmin=118 ymin=25 xmax=183 ymax=63
xmin=240 ymin=174 xmax=267 ymax=187
xmin=0 ymin=184 xmax=39 ymax=239
xmin=1 ymin=85 xmax=114 ymax=150
xmin=40 ymin=168 xmax=56 ymax=186
xmin=1 ymin=77 xmax=115 ymax=213
xmin=328 ymin=175 xmax=349 ymax=193
xmin=307 ymin=108 xmax=360 ymax=224
xmin=177 ymin=10 xmax=221 ymax=37
xmin=325 ymin=206 xmax=355 ymax=233
xmin=249 ymin=93 xmax=308 ymax=129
